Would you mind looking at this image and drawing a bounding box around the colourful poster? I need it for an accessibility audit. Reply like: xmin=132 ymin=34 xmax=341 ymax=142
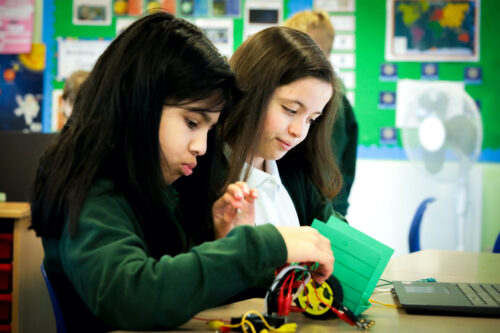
xmin=0 ymin=44 xmax=45 ymax=132
xmin=385 ymin=0 xmax=480 ymax=62
xmin=0 ymin=0 xmax=35 ymax=54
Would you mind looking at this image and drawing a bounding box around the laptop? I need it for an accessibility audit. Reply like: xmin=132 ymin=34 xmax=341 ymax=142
xmin=392 ymin=280 xmax=500 ymax=317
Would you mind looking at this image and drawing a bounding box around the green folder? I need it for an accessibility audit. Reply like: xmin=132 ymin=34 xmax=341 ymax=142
xmin=312 ymin=215 xmax=394 ymax=315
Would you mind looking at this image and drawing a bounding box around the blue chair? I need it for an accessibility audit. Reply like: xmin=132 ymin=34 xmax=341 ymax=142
xmin=493 ymin=232 xmax=500 ymax=253
xmin=409 ymin=197 xmax=436 ymax=253
xmin=41 ymin=263 xmax=67 ymax=333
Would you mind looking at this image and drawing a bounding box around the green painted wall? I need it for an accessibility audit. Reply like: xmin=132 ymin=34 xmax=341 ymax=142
xmin=481 ymin=163 xmax=500 ymax=251
xmin=356 ymin=0 xmax=500 ymax=150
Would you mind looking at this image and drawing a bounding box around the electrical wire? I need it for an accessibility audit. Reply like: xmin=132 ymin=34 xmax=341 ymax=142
xmin=194 ymin=316 xmax=230 ymax=323
xmin=265 ymin=264 xmax=310 ymax=314
xmin=369 ymin=299 xmax=400 ymax=308
xmin=205 ymin=310 xmax=297 ymax=333
xmin=311 ymin=281 xmax=356 ymax=326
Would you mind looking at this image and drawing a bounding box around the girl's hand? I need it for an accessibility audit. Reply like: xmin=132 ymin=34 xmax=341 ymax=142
xmin=212 ymin=182 xmax=258 ymax=239
xmin=275 ymin=226 xmax=334 ymax=284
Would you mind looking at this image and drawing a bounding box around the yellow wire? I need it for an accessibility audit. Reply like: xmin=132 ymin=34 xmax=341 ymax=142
xmin=369 ymin=299 xmax=400 ymax=308
xmin=207 ymin=320 xmax=242 ymax=330
xmin=208 ymin=310 xmax=297 ymax=333
xmin=241 ymin=310 xmax=274 ymax=332
xmin=241 ymin=319 xmax=256 ymax=333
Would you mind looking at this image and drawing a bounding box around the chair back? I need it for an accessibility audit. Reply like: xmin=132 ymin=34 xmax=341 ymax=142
xmin=493 ymin=232 xmax=500 ymax=253
xmin=41 ymin=263 xmax=67 ymax=333
xmin=409 ymin=197 xmax=436 ymax=253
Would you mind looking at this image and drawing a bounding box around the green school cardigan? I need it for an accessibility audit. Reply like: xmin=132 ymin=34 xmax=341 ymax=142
xmin=42 ymin=180 xmax=287 ymax=332
xmin=331 ymin=95 xmax=358 ymax=216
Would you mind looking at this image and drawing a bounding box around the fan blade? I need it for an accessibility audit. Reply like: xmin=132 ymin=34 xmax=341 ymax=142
xmin=418 ymin=89 xmax=448 ymax=119
xmin=444 ymin=115 xmax=477 ymax=156
xmin=422 ymin=147 xmax=445 ymax=174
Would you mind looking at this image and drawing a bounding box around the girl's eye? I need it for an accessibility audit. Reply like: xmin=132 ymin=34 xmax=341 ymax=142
xmin=283 ymin=106 xmax=297 ymax=115
xmin=308 ymin=117 xmax=318 ymax=124
xmin=186 ymin=118 xmax=198 ymax=129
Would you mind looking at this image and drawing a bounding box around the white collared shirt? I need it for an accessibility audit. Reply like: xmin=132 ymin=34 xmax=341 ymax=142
xmin=242 ymin=160 xmax=300 ymax=227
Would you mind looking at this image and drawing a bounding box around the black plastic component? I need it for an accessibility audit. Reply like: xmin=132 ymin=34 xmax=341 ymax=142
xmin=230 ymin=313 xmax=286 ymax=332
xmin=301 ymin=275 xmax=344 ymax=319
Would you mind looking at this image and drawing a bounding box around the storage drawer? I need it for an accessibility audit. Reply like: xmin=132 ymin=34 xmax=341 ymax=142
xmin=0 ymin=235 xmax=12 ymax=262
xmin=0 ymin=294 xmax=11 ymax=324
xmin=0 ymin=265 xmax=11 ymax=293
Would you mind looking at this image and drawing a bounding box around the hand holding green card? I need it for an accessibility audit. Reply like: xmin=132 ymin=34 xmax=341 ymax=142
xmin=312 ymin=215 xmax=395 ymax=315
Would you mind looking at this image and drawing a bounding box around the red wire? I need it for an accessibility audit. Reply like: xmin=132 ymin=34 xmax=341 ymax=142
xmin=303 ymin=279 xmax=311 ymax=312
xmin=311 ymin=281 xmax=356 ymax=326
xmin=193 ymin=316 xmax=230 ymax=323
xmin=279 ymin=273 xmax=292 ymax=316
xmin=283 ymin=271 xmax=295 ymax=316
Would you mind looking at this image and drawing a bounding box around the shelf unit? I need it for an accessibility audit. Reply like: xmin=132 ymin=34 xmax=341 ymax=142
xmin=0 ymin=202 xmax=55 ymax=333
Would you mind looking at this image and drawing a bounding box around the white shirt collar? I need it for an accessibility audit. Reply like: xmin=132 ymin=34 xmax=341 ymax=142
xmin=224 ymin=147 xmax=300 ymax=227
xmin=243 ymin=160 xmax=282 ymax=189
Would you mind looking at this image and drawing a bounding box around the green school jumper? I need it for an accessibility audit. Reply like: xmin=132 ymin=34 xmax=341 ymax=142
xmin=42 ymin=180 xmax=287 ymax=332
xmin=331 ymin=95 xmax=358 ymax=216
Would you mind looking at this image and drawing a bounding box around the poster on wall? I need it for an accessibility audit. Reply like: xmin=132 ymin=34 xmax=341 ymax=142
xmin=51 ymin=89 xmax=64 ymax=132
xmin=0 ymin=44 xmax=45 ymax=132
xmin=57 ymin=38 xmax=111 ymax=80
xmin=73 ymin=0 xmax=112 ymax=26
xmin=194 ymin=18 xmax=233 ymax=57
xmin=385 ymin=0 xmax=480 ymax=62
xmin=0 ymin=0 xmax=35 ymax=54
xmin=179 ymin=0 xmax=209 ymax=16
xmin=212 ymin=0 xmax=240 ymax=16
xmin=177 ymin=0 xmax=239 ymax=17
xmin=314 ymin=0 xmax=354 ymax=12
xmin=244 ymin=0 xmax=282 ymax=39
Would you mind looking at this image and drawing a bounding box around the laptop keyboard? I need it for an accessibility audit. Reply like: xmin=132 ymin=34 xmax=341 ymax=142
xmin=457 ymin=283 xmax=500 ymax=306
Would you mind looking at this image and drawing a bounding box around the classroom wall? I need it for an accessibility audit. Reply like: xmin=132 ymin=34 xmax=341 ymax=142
xmin=348 ymin=0 xmax=499 ymax=254
xmin=346 ymin=159 xmax=488 ymax=257
xmin=356 ymin=0 xmax=499 ymax=153
xmin=332 ymin=0 xmax=498 ymax=255
xmin=38 ymin=0 xmax=500 ymax=253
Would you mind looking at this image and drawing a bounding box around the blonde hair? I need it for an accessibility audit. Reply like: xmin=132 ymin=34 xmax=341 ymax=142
xmin=62 ymin=70 xmax=89 ymax=104
xmin=283 ymin=10 xmax=334 ymax=56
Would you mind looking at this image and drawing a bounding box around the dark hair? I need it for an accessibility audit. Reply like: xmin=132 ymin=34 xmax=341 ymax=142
xmin=30 ymin=12 xmax=241 ymax=258
xmin=223 ymin=26 xmax=342 ymax=199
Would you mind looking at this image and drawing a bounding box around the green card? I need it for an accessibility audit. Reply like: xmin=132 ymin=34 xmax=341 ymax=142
xmin=312 ymin=215 xmax=394 ymax=315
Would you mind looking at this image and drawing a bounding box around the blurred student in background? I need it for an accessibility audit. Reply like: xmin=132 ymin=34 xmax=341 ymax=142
xmin=57 ymin=70 xmax=89 ymax=129
xmin=284 ymin=10 xmax=358 ymax=216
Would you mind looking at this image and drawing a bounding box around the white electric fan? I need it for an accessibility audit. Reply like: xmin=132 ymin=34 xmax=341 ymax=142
xmin=396 ymin=79 xmax=483 ymax=251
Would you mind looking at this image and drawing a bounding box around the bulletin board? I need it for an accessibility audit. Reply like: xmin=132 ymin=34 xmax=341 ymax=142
xmin=41 ymin=0 xmax=500 ymax=161
xmin=385 ymin=0 xmax=480 ymax=62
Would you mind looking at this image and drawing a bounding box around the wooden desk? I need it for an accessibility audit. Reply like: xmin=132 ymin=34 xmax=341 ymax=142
xmin=117 ymin=250 xmax=500 ymax=333
xmin=0 ymin=202 xmax=55 ymax=333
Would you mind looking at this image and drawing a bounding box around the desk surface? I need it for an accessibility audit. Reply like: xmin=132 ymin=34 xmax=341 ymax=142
xmin=117 ymin=250 xmax=500 ymax=333
xmin=0 ymin=202 xmax=30 ymax=219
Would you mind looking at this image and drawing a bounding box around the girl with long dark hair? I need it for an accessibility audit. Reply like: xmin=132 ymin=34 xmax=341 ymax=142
xmin=31 ymin=13 xmax=333 ymax=332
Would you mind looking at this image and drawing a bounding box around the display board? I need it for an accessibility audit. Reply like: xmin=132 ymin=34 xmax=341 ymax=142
xmin=40 ymin=0 xmax=500 ymax=161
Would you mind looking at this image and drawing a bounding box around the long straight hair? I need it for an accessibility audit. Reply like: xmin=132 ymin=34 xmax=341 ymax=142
xmin=30 ymin=12 xmax=241 ymax=258
xmin=223 ymin=26 xmax=342 ymax=199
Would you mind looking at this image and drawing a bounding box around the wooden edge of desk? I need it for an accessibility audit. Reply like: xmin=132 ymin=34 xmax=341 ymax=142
xmin=0 ymin=202 xmax=31 ymax=219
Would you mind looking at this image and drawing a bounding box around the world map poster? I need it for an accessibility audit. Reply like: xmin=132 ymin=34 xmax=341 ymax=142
xmin=385 ymin=0 xmax=479 ymax=62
